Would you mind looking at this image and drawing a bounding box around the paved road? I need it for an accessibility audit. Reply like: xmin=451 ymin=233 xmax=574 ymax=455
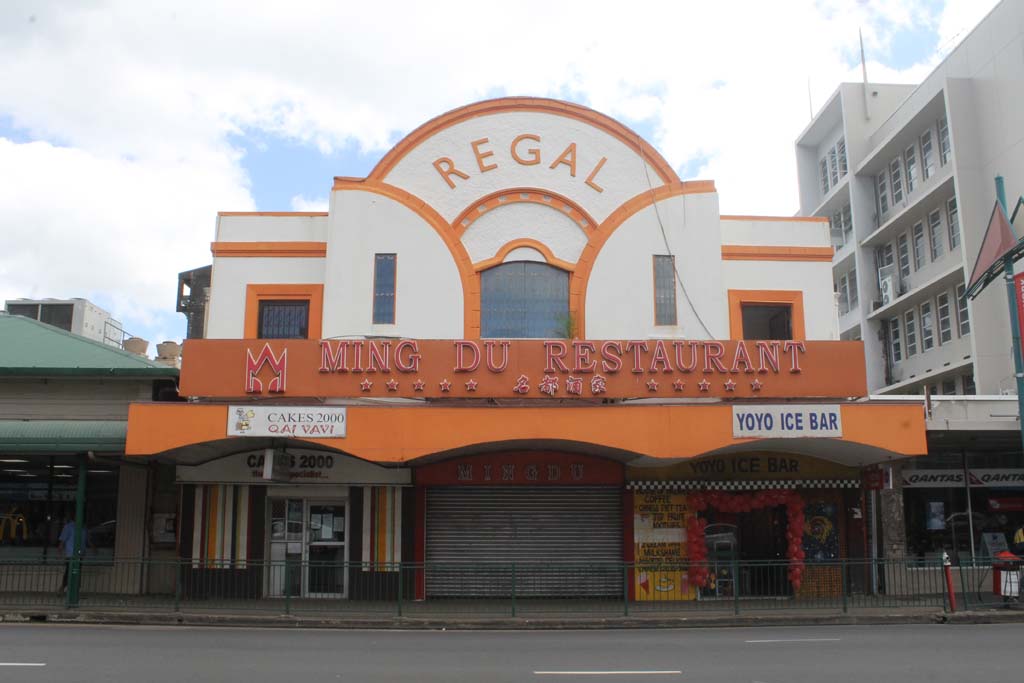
xmin=0 ymin=622 xmax=1018 ymax=682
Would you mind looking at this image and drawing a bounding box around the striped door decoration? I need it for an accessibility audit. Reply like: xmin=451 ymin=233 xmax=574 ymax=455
xmin=361 ymin=486 xmax=401 ymax=571
xmin=190 ymin=484 xmax=252 ymax=568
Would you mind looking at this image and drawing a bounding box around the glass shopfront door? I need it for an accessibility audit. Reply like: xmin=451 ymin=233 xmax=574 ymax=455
xmin=306 ymin=502 xmax=346 ymax=597
xmin=268 ymin=498 xmax=347 ymax=598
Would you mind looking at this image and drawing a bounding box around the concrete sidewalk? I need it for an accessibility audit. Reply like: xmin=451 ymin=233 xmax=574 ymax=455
xmin=3 ymin=604 xmax=1024 ymax=630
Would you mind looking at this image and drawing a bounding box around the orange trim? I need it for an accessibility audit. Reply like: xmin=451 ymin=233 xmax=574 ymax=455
xmin=721 ymin=246 xmax=834 ymax=262
xmin=452 ymin=187 xmax=597 ymax=239
xmin=573 ymin=180 xmax=717 ymax=336
xmin=366 ymin=97 xmax=680 ymax=186
xmin=243 ymin=284 xmax=324 ymax=339
xmin=721 ymin=215 xmax=829 ymax=223
xmin=212 ymin=242 xmax=327 ymax=258
xmin=218 ymin=211 xmax=328 ymax=217
xmin=473 ymin=239 xmax=576 ymax=272
xmin=727 ymin=289 xmax=806 ymax=340
xmin=126 ymin=402 xmax=927 ymax=462
xmin=332 ymin=179 xmax=478 ymax=337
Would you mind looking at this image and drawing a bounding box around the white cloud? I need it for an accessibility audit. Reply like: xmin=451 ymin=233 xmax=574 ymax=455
xmin=0 ymin=0 xmax=998 ymax=341
xmin=290 ymin=195 xmax=329 ymax=212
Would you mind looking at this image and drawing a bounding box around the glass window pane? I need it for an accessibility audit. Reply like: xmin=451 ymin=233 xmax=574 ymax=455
xmin=912 ymin=223 xmax=926 ymax=270
xmin=928 ymin=210 xmax=945 ymax=261
xmin=481 ymin=262 xmax=569 ymax=338
xmin=956 ymin=284 xmax=970 ymax=336
xmin=889 ymin=317 xmax=902 ymax=363
xmin=937 ymin=292 xmax=952 ymax=344
xmin=653 ymin=256 xmax=677 ymax=325
xmin=904 ymin=310 xmax=917 ymax=357
xmin=741 ymin=304 xmax=792 ymax=340
xmin=258 ymin=300 xmax=309 ymax=339
xmin=904 ymin=145 xmax=918 ymax=194
xmin=373 ymin=254 xmax=397 ymax=324
xmin=890 ymin=158 xmax=903 ymax=204
xmin=920 ymin=302 xmax=934 ymax=351
xmin=947 ymin=198 xmax=960 ymax=250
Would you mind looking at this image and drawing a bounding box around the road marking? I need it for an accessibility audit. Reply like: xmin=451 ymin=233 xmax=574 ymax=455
xmin=535 ymin=671 xmax=681 ymax=676
xmin=745 ymin=638 xmax=841 ymax=643
xmin=0 ymin=663 xmax=47 ymax=667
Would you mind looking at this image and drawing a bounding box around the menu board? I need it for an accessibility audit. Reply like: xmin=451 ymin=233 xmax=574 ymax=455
xmin=633 ymin=492 xmax=694 ymax=601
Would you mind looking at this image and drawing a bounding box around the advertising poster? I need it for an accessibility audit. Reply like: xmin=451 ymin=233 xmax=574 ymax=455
xmin=633 ymin=492 xmax=695 ymax=601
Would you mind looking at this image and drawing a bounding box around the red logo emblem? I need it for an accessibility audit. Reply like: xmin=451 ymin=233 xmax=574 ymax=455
xmin=245 ymin=343 xmax=288 ymax=393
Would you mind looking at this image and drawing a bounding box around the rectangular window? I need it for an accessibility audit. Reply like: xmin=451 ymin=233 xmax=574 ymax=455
xmin=742 ymin=304 xmax=792 ymax=340
xmin=830 ymin=210 xmax=844 ymax=247
xmin=938 ymin=117 xmax=950 ymax=165
xmin=372 ymin=253 xmax=397 ymax=324
xmin=890 ymin=158 xmax=904 ymax=205
xmin=904 ymin=144 xmax=918 ymax=194
xmin=837 ymin=138 xmax=848 ymax=177
xmin=820 ymin=158 xmax=831 ymax=195
xmin=848 ymin=269 xmax=858 ymax=307
xmin=920 ymin=301 xmax=935 ymax=351
xmin=841 ymin=203 xmax=853 ymax=244
xmin=889 ymin=317 xmax=902 ymax=363
xmin=904 ymin=309 xmax=918 ymax=356
xmin=257 ymin=300 xmax=310 ymax=339
xmin=937 ymin=292 xmax=952 ymax=344
xmin=828 ymin=147 xmax=840 ymax=187
xmin=897 ymin=233 xmax=911 ymax=279
xmin=956 ymin=283 xmax=970 ymax=336
xmin=920 ymin=130 xmax=935 ymax=180
xmin=928 ymin=209 xmax=945 ymax=261
xmin=0 ymin=460 xmax=119 ymax=562
xmin=947 ymin=197 xmax=960 ymax=250
xmin=963 ymin=373 xmax=976 ymax=395
xmin=876 ymin=171 xmax=889 ymax=216
xmin=837 ymin=273 xmax=849 ymax=315
xmin=653 ymin=255 xmax=677 ymax=325
xmin=912 ymin=222 xmax=926 ymax=270
xmin=941 ymin=379 xmax=957 ymax=395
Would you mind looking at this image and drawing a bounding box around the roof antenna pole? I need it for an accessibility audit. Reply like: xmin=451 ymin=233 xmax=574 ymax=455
xmin=860 ymin=28 xmax=871 ymax=121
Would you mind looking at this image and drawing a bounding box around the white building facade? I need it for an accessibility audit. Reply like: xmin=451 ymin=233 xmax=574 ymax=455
xmin=795 ymin=0 xmax=1024 ymax=397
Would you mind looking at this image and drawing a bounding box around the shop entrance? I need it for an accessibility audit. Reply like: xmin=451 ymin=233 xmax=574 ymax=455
xmin=268 ymin=498 xmax=348 ymax=598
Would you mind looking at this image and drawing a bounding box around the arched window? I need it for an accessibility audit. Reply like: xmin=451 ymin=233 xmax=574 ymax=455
xmin=481 ymin=262 xmax=569 ymax=338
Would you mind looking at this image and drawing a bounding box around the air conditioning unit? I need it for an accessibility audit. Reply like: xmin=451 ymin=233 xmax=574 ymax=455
xmin=880 ymin=276 xmax=895 ymax=306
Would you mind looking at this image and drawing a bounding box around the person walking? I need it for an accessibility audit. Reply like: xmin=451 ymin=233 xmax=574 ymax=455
xmin=1012 ymin=521 xmax=1024 ymax=557
xmin=58 ymin=517 xmax=87 ymax=592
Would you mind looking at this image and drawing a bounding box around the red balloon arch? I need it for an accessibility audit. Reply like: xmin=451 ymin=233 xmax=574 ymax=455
xmin=686 ymin=489 xmax=806 ymax=591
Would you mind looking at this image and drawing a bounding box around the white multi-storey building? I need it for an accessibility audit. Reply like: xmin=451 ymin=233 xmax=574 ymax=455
xmin=795 ymin=0 xmax=1024 ymax=397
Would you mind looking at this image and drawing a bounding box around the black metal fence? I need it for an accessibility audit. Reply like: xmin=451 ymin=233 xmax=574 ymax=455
xmin=0 ymin=557 xmax=1009 ymax=618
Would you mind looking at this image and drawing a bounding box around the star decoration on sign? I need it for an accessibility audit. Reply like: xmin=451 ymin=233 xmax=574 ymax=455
xmin=672 ymin=379 xmax=686 ymax=392
xmin=646 ymin=378 xmax=659 ymax=392
xmin=439 ymin=379 xmax=452 ymax=392
xmin=360 ymin=378 xmax=373 ymax=392
xmin=385 ymin=378 xmax=399 ymax=392
xmin=724 ymin=379 xmax=737 ymax=392
xmin=465 ymin=379 xmax=478 ymax=392
xmin=412 ymin=379 xmax=425 ymax=392
xmin=698 ymin=379 xmax=711 ymax=392
xmin=750 ymin=378 xmax=763 ymax=392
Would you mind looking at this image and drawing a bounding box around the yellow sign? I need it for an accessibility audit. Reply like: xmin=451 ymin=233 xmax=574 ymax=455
xmin=633 ymin=493 xmax=695 ymax=601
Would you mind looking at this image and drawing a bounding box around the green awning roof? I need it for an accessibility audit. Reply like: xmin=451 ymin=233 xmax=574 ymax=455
xmin=0 ymin=420 xmax=127 ymax=453
xmin=0 ymin=314 xmax=178 ymax=378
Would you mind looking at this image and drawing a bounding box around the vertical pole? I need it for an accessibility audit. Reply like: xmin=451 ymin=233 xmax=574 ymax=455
xmin=995 ymin=175 xmax=1024 ymax=457
xmin=870 ymin=490 xmax=879 ymax=595
xmin=174 ymin=560 xmax=182 ymax=612
xmin=510 ymin=563 xmax=517 ymax=618
xmin=961 ymin=449 xmax=976 ymax=564
xmin=396 ymin=564 xmax=403 ymax=618
xmin=68 ymin=458 xmax=87 ymax=607
xmin=731 ymin=556 xmax=740 ymax=615
xmin=284 ymin=561 xmax=291 ymax=616
xmin=840 ymin=559 xmax=849 ymax=613
xmin=623 ymin=563 xmax=629 ymax=616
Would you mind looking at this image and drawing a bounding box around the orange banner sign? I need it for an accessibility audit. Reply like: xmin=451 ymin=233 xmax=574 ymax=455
xmin=179 ymin=338 xmax=867 ymax=400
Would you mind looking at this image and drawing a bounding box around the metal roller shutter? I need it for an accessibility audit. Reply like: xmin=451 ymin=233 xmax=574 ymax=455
xmin=425 ymin=486 xmax=622 ymax=598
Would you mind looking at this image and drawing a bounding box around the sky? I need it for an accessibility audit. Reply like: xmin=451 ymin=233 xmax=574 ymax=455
xmin=0 ymin=0 xmax=1000 ymax=348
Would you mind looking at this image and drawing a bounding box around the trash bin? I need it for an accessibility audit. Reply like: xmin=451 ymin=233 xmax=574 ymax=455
xmin=993 ymin=550 xmax=1021 ymax=600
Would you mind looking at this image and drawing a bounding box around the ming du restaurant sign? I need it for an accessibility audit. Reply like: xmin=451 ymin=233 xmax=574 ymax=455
xmin=179 ymin=339 xmax=867 ymax=400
